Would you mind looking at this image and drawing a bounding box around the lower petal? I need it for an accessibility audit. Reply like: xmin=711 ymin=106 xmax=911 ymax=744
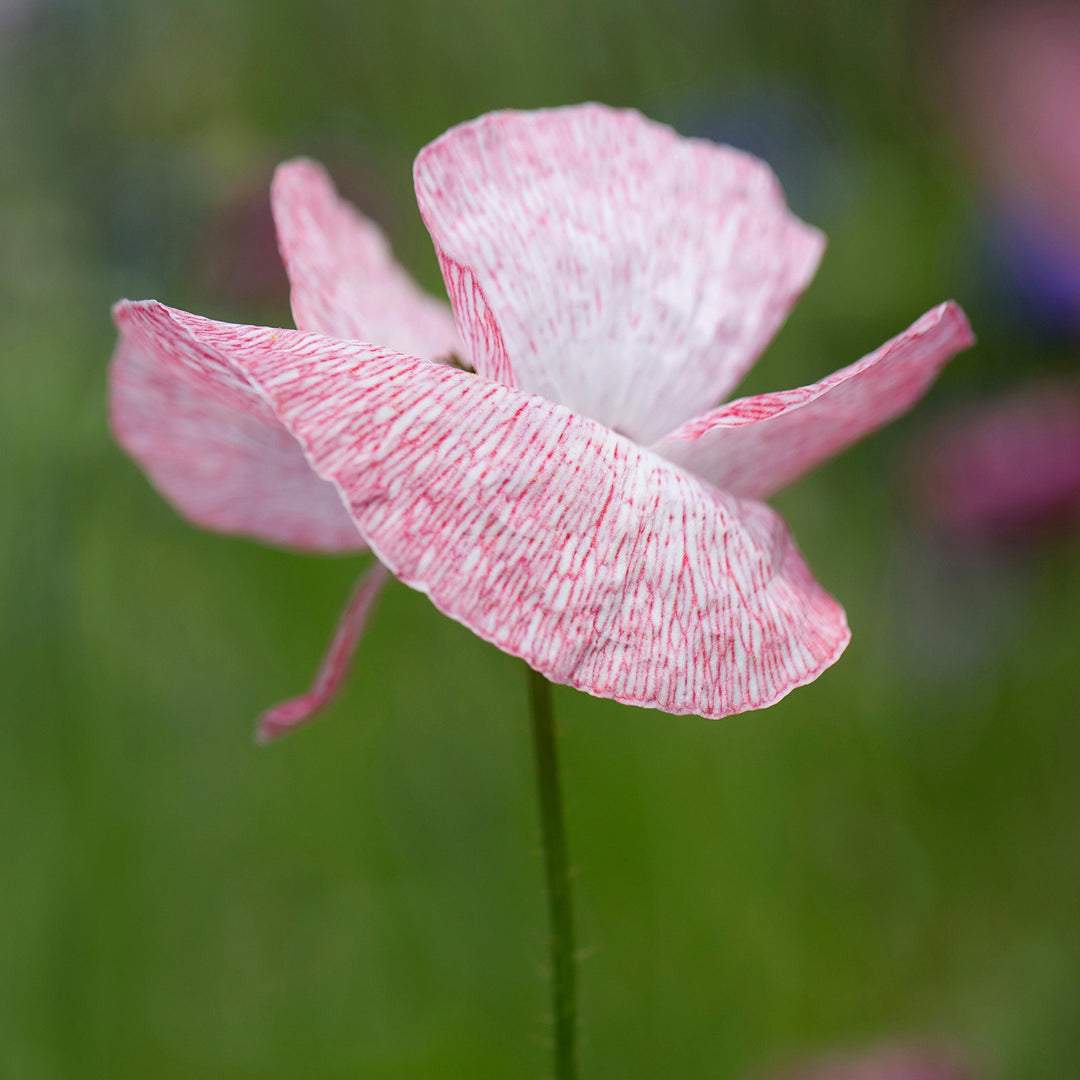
xmin=148 ymin=305 xmax=851 ymax=720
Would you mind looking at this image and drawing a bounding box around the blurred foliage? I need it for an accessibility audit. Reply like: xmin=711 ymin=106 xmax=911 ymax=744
xmin=1 ymin=0 xmax=1078 ymax=1077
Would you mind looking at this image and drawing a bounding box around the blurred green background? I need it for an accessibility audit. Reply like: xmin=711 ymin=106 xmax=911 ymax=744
xmin=2 ymin=1 xmax=1079 ymax=1077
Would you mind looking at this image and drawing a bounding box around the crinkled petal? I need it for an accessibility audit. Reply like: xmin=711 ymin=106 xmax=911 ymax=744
xmin=110 ymin=301 xmax=364 ymax=552
xmin=272 ymin=158 xmax=464 ymax=360
xmin=413 ymin=103 xmax=824 ymax=442
xmin=256 ymin=562 xmax=392 ymax=743
xmin=653 ymin=302 xmax=975 ymax=500
xmin=129 ymin=301 xmax=851 ymax=719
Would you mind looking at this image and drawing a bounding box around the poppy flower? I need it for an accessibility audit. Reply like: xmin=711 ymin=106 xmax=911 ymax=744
xmin=109 ymin=105 xmax=973 ymax=740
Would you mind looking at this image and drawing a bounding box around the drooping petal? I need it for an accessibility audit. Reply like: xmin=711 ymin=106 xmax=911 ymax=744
xmin=126 ymin=301 xmax=850 ymax=720
xmin=653 ymin=302 xmax=974 ymax=500
xmin=272 ymin=159 xmax=464 ymax=360
xmin=413 ymin=104 xmax=824 ymax=443
xmin=110 ymin=302 xmax=364 ymax=552
xmin=256 ymin=561 xmax=392 ymax=743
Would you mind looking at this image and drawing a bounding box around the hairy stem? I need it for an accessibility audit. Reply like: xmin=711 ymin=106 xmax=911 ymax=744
xmin=527 ymin=665 xmax=577 ymax=1080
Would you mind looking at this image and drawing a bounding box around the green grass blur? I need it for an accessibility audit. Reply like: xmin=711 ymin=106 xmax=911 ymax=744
xmin=1 ymin=1 xmax=1078 ymax=1076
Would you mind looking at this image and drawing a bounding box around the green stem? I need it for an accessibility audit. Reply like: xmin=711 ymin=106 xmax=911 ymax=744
xmin=527 ymin=665 xmax=577 ymax=1080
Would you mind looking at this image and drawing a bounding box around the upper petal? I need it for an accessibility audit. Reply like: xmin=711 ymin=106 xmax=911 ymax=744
xmin=413 ymin=104 xmax=824 ymax=442
xmin=653 ymin=302 xmax=975 ymax=500
xmin=110 ymin=301 xmax=365 ymax=552
xmin=272 ymin=159 xmax=463 ymax=360
xmin=137 ymin=303 xmax=851 ymax=719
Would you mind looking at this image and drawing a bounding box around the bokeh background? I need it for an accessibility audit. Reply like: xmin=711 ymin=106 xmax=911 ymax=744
xmin=2 ymin=0 xmax=1079 ymax=1077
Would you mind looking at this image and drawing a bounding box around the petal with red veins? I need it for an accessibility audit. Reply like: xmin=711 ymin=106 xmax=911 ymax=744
xmin=272 ymin=158 xmax=463 ymax=361
xmin=413 ymin=103 xmax=824 ymax=442
xmin=128 ymin=301 xmax=851 ymax=719
xmin=256 ymin=561 xmax=392 ymax=743
xmin=110 ymin=302 xmax=365 ymax=552
xmin=653 ymin=302 xmax=975 ymax=500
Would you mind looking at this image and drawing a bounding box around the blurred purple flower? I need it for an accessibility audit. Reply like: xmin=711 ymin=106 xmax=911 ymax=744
xmin=985 ymin=212 xmax=1080 ymax=337
xmin=913 ymin=381 xmax=1080 ymax=545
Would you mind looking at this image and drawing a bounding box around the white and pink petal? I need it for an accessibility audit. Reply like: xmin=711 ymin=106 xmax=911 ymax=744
xmin=414 ymin=103 xmax=824 ymax=442
xmin=272 ymin=159 xmax=463 ymax=360
xmin=131 ymin=302 xmax=851 ymax=719
xmin=653 ymin=302 xmax=975 ymax=500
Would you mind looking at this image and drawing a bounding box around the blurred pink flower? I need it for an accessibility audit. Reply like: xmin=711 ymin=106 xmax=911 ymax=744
xmin=914 ymin=380 xmax=1080 ymax=544
xmin=947 ymin=2 xmax=1080 ymax=251
xmin=770 ymin=1045 xmax=973 ymax=1080
xmin=109 ymin=105 xmax=972 ymax=740
xmin=942 ymin=3 xmax=1080 ymax=331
